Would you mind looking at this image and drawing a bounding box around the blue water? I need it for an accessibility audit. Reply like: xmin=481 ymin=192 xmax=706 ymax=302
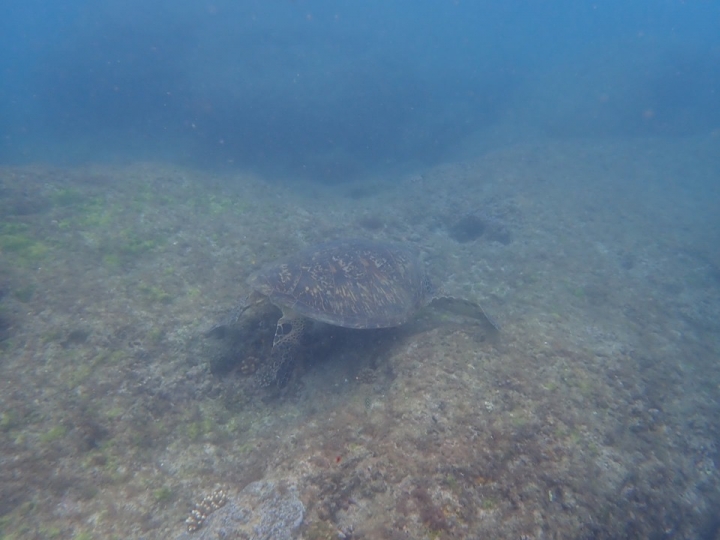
xmin=1 ymin=0 xmax=719 ymax=181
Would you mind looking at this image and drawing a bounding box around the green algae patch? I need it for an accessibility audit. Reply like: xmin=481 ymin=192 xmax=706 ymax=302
xmin=185 ymin=420 xmax=210 ymax=442
xmin=208 ymin=194 xmax=237 ymax=215
xmin=75 ymin=202 xmax=115 ymax=229
xmin=99 ymin=229 xmax=166 ymax=266
xmin=68 ymin=351 xmax=127 ymax=388
xmin=55 ymin=196 xmax=117 ymax=231
xmin=138 ymin=284 xmax=173 ymax=305
xmin=50 ymin=187 xmax=86 ymax=207
xmin=40 ymin=425 xmax=67 ymax=444
xmin=38 ymin=525 xmax=62 ymax=538
xmin=104 ymin=407 xmax=125 ymax=420
xmin=305 ymin=520 xmax=339 ymax=540
xmin=0 ymin=410 xmax=19 ymax=432
xmin=186 ymin=286 xmax=201 ymax=298
xmin=65 ymin=363 xmax=94 ymax=387
xmin=118 ymin=231 xmax=161 ymax=256
xmin=0 ymin=221 xmax=30 ymax=235
xmin=481 ymin=497 xmax=497 ymax=510
xmin=102 ymin=254 xmax=122 ymax=268
xmin=12 ymin=284 xmax=35 ymax=303
xmin=146 ymin=326 xmax=165 ymax=343
xmin=153 ymin=486 xmax=174 ymax=504
xmin=0 ymin=227 xmax=49 ymax=265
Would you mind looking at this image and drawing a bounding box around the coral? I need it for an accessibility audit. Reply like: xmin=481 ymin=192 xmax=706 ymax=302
xmin=185 ymin=488 xmax=228 ymax=532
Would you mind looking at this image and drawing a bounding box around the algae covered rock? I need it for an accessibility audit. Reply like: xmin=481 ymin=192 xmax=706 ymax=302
xmin=177 ymin=480 xmax=304 ymax=540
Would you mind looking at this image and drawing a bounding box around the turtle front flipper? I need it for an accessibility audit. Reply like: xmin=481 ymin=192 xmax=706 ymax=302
xmin=255 ymin=312 xmax=308 ymax=388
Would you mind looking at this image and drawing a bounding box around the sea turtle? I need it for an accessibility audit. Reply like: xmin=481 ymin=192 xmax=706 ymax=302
xmin=208 ymin=239 xmax=498 ymax=387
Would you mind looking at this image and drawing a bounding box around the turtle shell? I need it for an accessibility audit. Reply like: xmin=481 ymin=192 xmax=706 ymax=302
xmin=247 ymin=239 xmax=429 ymax=329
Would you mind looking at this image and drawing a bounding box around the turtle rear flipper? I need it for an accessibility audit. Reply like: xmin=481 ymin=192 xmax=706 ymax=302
xmin=429 ymin=296 xmax=501 ymax=332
